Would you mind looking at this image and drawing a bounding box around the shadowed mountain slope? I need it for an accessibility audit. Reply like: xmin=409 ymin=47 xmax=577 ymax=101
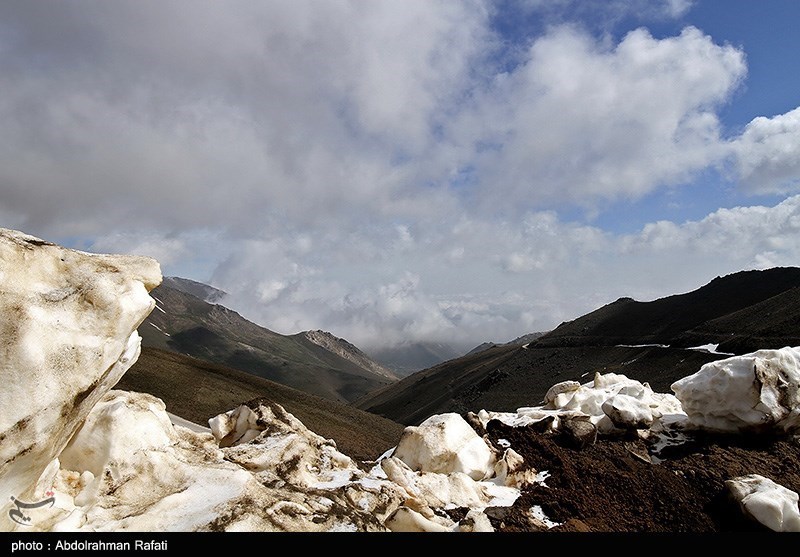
xmin=356 ymin=268 xmax=800 ymax=425
xmin=139 ymin=282 xmax=395 ymax=403
xmin=118 ymin=347 xmax=405 ymax=462
xmin=536 ymin=267 xmax=800 ymax=348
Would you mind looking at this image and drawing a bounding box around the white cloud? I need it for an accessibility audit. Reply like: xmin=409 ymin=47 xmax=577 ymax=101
xmin=4 ymin=2 xmax=800 ymax=352
xmin=663 ymin=0 xmax=694 ymax=18
xmin=450 ymin=25 xmax=746 ymax=213
xmin=0 ymin=1 xmax=490 ymax=236
xmin=210 ymin=196 xmax=800 ymax=349
xmin=730 ymin=107 xmax=800 ymax=194
xmin=0 ymin=3 xmax=748 ymax=238
xmin=512 ymin=0 xmax=694 ymax=25
xmin=622 ymin=195 xmax=800 ymax=263
xmin=89 ymin=233 xmax=187 ymax=267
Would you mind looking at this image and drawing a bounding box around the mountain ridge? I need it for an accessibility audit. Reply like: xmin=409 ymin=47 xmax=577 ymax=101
xmin=140 ymin=281 xmax=396 ymax=403
xmin=298 ymin=329 xmax=399 ymax=381
xmin=356 ymin=267 xmax=800 ymax=425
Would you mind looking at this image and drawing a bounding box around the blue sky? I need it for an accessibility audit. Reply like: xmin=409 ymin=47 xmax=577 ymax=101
xmin=2 ymin=1 xmax=800 ymax=350
xmin=492 ymin=0 xmax=800 ymax=234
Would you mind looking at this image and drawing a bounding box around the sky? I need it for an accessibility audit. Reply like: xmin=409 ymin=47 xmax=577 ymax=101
xmin=2 ymin=0 xmax=800 ymax=352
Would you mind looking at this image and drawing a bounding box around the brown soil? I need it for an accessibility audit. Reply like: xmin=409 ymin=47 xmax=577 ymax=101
xmin=477 ymin=419 xmax=800 ymax=533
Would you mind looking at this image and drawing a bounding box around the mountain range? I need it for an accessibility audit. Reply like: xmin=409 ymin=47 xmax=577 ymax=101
xmin=131 ymin=266 xmax=800 ymax=434
xmin=7 ymin=228 xmax=800 ymax=534
xmin=109 ymin=265 xmax=800 ymax=532
xmin=137 ymin=279 xmax=396 ymax=404
xmin=355 ymin=267 xmax=800 ymax=425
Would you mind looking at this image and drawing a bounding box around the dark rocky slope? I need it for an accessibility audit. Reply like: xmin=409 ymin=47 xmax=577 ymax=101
xmin=140 ymin=282 xmax=395 ymax=403
xmin=357 ymin=268 xmax=800 ymax=425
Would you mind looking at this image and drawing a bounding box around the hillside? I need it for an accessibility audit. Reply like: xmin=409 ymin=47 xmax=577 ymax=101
xmin=162 ymin=275 xmax=227 ymax=303
xmin=299 ymin=330 xmax=399 ymax=380
xmin=119 ymin=347 xmax=404 ymax=461
xmin=466 ymin=331 xmax=548 ymax=356
xmin=536 ymin=267 xmax=800 ymax=348
xmin=356 ymin=268 xmax=800 ymax=425
xmin=139 ymin=282 xmax=395 ymax=403
xmin=4 ymin=229 xmax=800 ymax=535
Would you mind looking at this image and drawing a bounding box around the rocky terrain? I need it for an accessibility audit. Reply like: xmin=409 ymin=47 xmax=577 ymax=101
xmin=301 ymin=329 xmax=398 ymax=381
xmin=2 ymin=228 xmax=800 ymax=535
xmin=357 ymin=267 xmax=800 ymax=426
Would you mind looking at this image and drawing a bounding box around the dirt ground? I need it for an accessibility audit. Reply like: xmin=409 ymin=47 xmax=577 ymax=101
xmin=472 ymin=419 xmax=800 ymax=533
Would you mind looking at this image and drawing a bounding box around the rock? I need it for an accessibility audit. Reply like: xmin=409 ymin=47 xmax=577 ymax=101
xmin=0 ymin=229 xmax=161 ymax=531
xmin=560 ymin=416 xmax=598 ymax=449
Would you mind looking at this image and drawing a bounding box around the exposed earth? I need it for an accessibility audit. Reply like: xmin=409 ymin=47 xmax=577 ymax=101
xmin=462 ymin=421 xmax=800 ymax=533
xmin=124 ymin=268 xmax=800 ymax=534
xmin=123 ymin=350 xmax=800 ymax=533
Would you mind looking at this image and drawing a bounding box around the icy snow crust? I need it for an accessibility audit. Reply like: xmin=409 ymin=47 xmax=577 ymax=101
xmin=672 ymin=347 xmax=800 ymax=433
xmin=3 ymin=228 xmax=800 ymax=531
xmin=0 ymin=229 xmax=161 ymax=531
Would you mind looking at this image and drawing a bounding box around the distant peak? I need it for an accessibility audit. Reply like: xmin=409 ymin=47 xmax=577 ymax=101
xmin=162 ymin=276 xmax=227 ymax=304
xmin=302 ymin=330 xmax=399 ymax=381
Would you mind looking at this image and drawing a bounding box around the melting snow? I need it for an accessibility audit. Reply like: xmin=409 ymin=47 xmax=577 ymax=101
xmin=149 ymin=322 xmax=170 ymax=336
xmin=686 ymin=343 xmax=735 ymax=355
xmin=533 ymin=470 xmax=551 ymax=487
xmin=616 ymin=344 xmax=670 ymax=348
xmin=152 ymin=297 xmax=167 ymax=314
xmin=10 ymin=228 xmax=800 ymax=533
xmin=529 ymin=505 xmax=561 ymax=529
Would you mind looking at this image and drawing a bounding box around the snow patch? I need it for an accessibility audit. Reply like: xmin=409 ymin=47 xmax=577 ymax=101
xmin=726 ymin=474 xmax=800 ymax=532
xmin=671 ymin=347 xmax=800 ymax=433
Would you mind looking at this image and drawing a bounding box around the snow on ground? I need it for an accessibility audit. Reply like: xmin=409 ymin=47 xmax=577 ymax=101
xmin=5 ymin=228 xmax=800 ymax=532
xmin=615 ymin=342 xmax=735 ymax=356
xmin=726 ymin=474 xmax=800 ymax=532
xmin=468 ymin=349 xmax=800 ymax=527
xmin=478 ymin=372 xmax=685 ymax=435
xmin=0 ymin=228 xmax=161 ymax=531
xmin=392 ymin=413 xmax=495 ymax=480
xmin=168 ymin=413 xmax=210 ymax=434
xmin=686 ymin=343 xmax=735 ymax=355
xmin=672 ymin=347 xmax=800 ymax=433
xmin=149 ymin=322 xmax=170 ymax=336
xmin=616 ymin=344 xmax=670 ymax=348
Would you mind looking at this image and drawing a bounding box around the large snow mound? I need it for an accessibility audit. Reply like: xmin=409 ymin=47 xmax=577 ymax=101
xmin=0 ymin=229 xmax=161 ymax=530
xmin=392 ymin=413 xmax=496 ymax=481
xmin=671 ymin=347 xmax=800 ymax=433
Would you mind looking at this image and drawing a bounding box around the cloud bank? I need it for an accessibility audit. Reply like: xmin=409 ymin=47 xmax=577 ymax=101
xmin=1 ymin=1 xmax=799 ymax=349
